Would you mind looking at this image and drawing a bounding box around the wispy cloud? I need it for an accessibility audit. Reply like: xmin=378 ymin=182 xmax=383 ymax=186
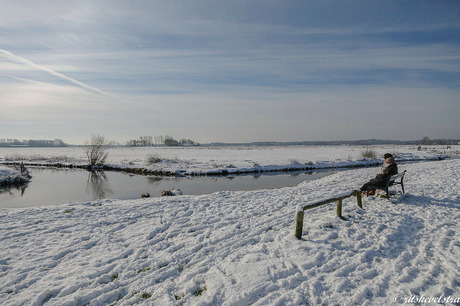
xmin=1 ymin=1 xmax=459 ymax=143
xmin=0 ymin=49 xmax=125 ymax=104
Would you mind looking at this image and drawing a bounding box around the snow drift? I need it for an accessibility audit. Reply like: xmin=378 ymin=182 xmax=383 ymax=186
xmin=1 ymin=159 xmax=459 ymax=305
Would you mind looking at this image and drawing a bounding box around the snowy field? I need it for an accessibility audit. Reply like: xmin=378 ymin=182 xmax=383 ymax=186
xmin=0 ymin=144 xmax=454 ymax=175
xmin=0 ymin=145 xmax=459 ymax=305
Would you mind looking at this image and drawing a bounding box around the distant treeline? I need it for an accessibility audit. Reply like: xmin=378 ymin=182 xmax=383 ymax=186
xmin=1 ymin=136 xmax=458 ymax=148
xmin=0 ymin=138 xmax=68 ymax=147
xmin=208 ymin=137 xmax=460 ymax=147
xmin=126 ymin=135 xmax=199 ymax=147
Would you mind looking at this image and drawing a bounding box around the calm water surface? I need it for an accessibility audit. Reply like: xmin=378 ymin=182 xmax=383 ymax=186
xmin=0 ymin=167 xmax=338 ymax=208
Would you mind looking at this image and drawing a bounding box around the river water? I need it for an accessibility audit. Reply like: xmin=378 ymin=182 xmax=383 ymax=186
xmin=0 ymin=167 xmax=338 ymax=208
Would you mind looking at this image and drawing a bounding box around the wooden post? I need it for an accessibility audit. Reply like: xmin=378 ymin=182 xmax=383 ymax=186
xmin=295 ymin=211 xmax=304 ymax=239
xmin=295 ymin=191 xmax=356 ymax=239
xmin=356 ymin=192 xmax=362 ymax=208
xmin=337 ymin=199 xmax=342 ymax=218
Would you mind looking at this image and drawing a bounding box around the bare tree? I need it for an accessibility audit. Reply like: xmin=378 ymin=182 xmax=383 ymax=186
xmin=420 ymin=136 xmax=432 ymax=145
xmin=84 ymin=134 xmax=112 ymax=167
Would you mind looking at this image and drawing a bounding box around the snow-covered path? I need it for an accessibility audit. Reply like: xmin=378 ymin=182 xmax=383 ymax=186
xmin=1 ymin=159 xmax=459 ymax=305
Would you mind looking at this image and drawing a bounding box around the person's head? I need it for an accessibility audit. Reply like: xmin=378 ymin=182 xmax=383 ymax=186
xmin=385 ymin=157 xmax=395 ymax=165
xmin=384 ymin=153 xmax=393 ymax=159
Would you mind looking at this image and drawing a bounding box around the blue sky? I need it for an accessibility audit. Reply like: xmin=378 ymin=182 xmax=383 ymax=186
xmin=1 ymin=0 xmax=459 ymax=144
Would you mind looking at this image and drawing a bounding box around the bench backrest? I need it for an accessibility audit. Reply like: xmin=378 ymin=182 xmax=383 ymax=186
xmin=389 ymin=170 xmax=406 ymax=185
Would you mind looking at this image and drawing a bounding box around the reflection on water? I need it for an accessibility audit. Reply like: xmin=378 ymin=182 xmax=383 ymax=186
xmin=0 ymin=184 xmax=28 ymax=197
xmin=87 ymin=171 xmax=113 ymax=199
xmin=0 ymin=167 xmax=337 ymax=208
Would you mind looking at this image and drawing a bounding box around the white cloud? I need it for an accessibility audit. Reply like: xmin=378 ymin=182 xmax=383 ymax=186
xmin=0 ymin=49 xmax=125 ymax=102
xmin=0 ymin=0 xmax=459 ymax=143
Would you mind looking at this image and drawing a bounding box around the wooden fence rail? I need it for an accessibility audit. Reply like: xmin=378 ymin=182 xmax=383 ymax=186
xmin=295 ymin=190 xmax=362 ymax=239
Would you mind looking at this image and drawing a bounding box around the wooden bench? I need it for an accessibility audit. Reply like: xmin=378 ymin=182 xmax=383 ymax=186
xmin=365 ymin=170 xmax=406 ymax=199
xmin=295 ymin=191 xmax=362 ymax=239
xmin=295 ymin=171 xmax=407 ymax=239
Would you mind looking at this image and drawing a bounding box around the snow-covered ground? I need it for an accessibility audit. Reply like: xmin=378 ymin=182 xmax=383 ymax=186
xmin=1 ymin=147 xmax=459 ymax=305
xmin=0 ymin=166 xmax=30 ymax=187
xmin=0 ymin=145 xmax=454 ymax=175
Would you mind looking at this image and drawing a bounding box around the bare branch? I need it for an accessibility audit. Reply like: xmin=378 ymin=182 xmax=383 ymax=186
xmin=84 ymin=134 xmax=112 ymax=166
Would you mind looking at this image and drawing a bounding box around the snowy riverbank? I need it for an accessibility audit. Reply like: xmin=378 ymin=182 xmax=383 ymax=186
xmin=1 ymin=158 xmax=459 ymax=305
xmin=0 ymin=145 xmax=452 ymax=176
xmin=0 ymin=166 xmax=30 ymax=187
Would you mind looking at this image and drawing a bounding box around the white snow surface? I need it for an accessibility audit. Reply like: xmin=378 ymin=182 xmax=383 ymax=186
xmin=1 ymin=155 xmax=459 ymax=305
xmin=0 ymin=166 xmax=30 ymax=186
xmin=0 ymin=145 xmax=451 ymax=175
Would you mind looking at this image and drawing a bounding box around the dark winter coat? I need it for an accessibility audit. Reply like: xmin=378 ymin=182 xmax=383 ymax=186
xmin=368 ymin=163 xmax=398 ymax=188
xmin=375 ymin=163 xmax=398 ymax=181
xmin=360 ymin=163 xmax=398 ymax=191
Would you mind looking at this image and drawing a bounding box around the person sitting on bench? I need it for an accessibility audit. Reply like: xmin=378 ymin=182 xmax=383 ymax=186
xmin=361 ymin=157 xmax=398 ymax=195
xmin=381 ymin=153 xmax=393 ymax=173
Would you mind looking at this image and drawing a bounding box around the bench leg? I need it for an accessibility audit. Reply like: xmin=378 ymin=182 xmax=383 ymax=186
xmin=356 ymin=192 xmax=362 ymax=208
xmin=337 ymin=199 xmax=342 ymax=218
xmin=295 ymin=211 xmax=304 ymax=239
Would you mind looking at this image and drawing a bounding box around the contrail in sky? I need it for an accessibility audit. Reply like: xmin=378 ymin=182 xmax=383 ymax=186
xmin=0 ymin=49 xmax=125 ymax=104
